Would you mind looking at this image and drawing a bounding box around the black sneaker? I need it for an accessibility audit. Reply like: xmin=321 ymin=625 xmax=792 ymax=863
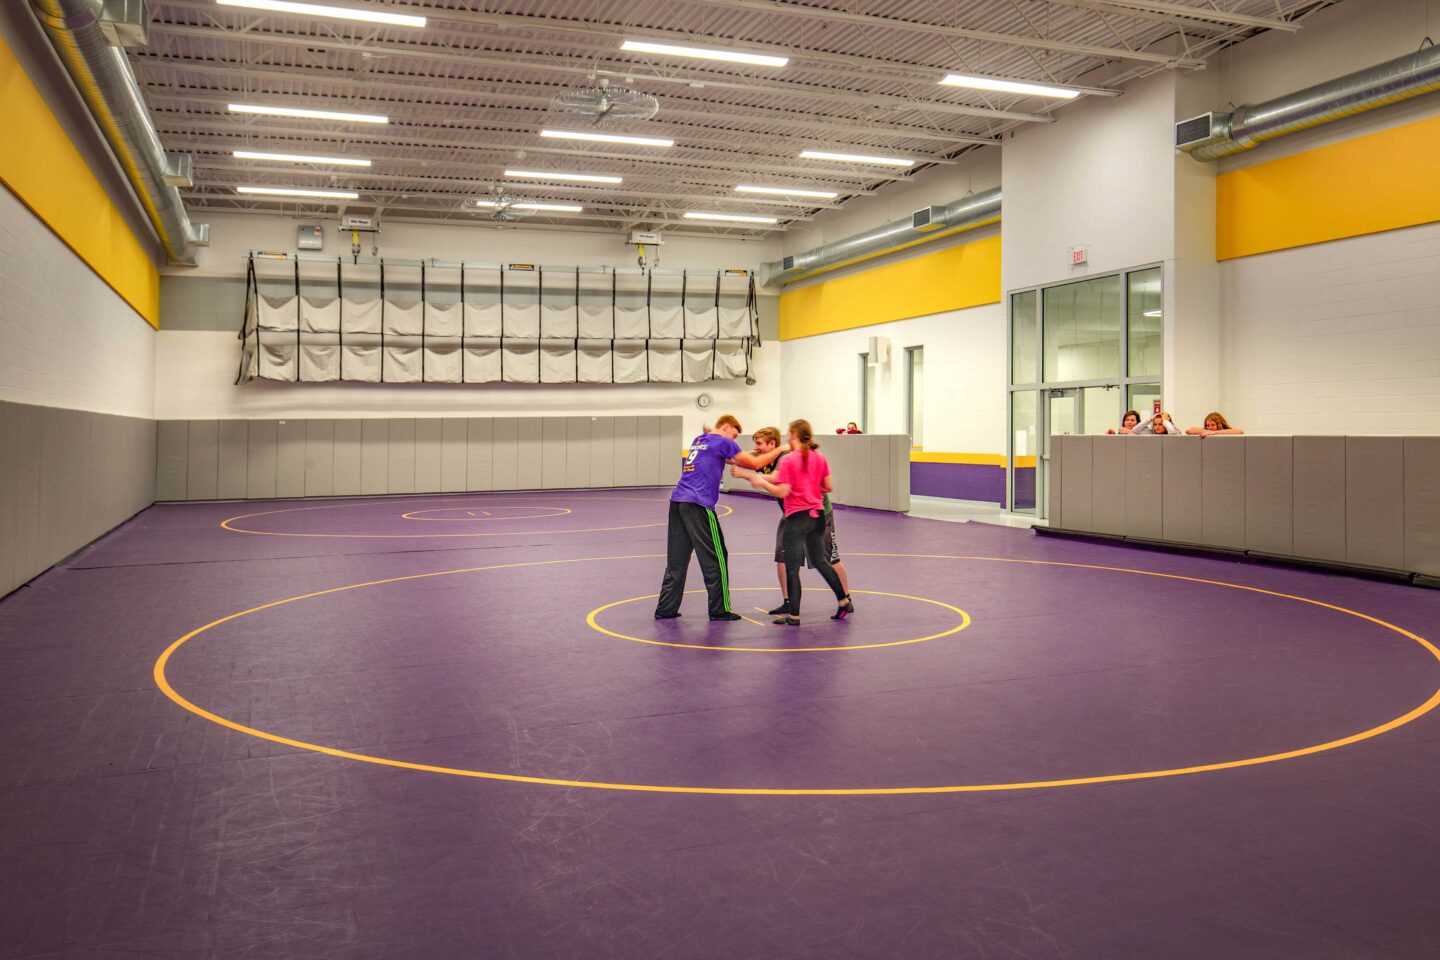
xmin=709 ymin=612 xmax=743 ymax=621
xmin=767 ymin=605 xmax=789 ymax=616
xmin=654 ymin=611 xmax=682 ymax=620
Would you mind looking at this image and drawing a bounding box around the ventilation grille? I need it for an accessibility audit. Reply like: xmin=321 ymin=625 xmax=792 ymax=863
xmin=1176 ymin=113 xmax=1219 ymax=148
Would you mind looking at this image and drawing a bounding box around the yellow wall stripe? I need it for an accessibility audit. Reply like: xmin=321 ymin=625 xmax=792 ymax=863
xmin=908 ymin=451 xmax=1035 ymax=468
xmin=0 ymin=34 xmax=160 ymax=328
xmin=779 ymin=234 xmax=1001 ymax=341
xmin=1216 ymin=115 xmax=1440 ymax=261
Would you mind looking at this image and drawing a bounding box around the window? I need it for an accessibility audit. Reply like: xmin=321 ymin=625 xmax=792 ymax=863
xmin=905 ymin=346 xmax=924 ymax=447
xmin=1043 ymin=274 xmax=1123 ymax=382
xmin=1127 ymin=267 xmax=1163 ymax=378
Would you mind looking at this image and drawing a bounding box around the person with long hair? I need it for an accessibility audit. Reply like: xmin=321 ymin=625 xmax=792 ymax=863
xmin=736 ymin=426 xmax=852 ymax=616
xmin=1107 ymin=410 xmax=1141 ymax=435
xmin=655 ymin=414 xmax=770 ymax=622
xmin=1186 ymin=411 xmax=1245 ymax=437
xmin=745 ymin=419 xmax=852 ymax=625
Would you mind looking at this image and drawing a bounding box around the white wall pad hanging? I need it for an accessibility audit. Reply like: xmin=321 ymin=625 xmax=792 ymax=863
xmin=612 ymin=341 xmax=648 ymax=384
xmin=578 ymin=341 xmax=614 ymax=384
xmin=342 ymin=344 xmax=383 ymax=382
xmin=299 ymin=343 xmax=340 ymax=382
xmin=462 ymin=343 xmax=501 ymax=382
xmin=502 ymin=342 xmax=540 ymax=383
xmin=614 ymin=305 xmax=649 ymax=340
xmin=648 ymin=341 xmax=683 ymax=382
xmin=238 ymin=254 xmax=759 ymax=386
xmin=579 ymin=303 xmax=612 ymax=340
xmin=464 ymin=300 xmax=503 ymax=338
xmin=424 ymin=346 xmax=463 ymax=383
xmin=540 ymin=343 xmax=578 ymax=383
xmin=300 ymin=297 xmax=340 ymax=334
xmin=428 ymin=301 xmax=462 ymax=338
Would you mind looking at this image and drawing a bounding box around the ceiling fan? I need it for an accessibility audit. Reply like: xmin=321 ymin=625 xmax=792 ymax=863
xmin=549 ymin=78 xmax=660 ymax=123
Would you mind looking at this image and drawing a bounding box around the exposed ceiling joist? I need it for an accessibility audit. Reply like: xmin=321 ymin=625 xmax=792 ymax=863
xmin=1045 ymin=0 xmax=1302 ymax=31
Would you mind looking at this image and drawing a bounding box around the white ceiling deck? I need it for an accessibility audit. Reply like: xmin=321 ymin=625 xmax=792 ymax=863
xmin=135 ymin=0 xmax=1339 ymax=237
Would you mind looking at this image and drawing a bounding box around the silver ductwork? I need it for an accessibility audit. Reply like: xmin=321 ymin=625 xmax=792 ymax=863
xmin=760 ymin=187 xmax=1000 ymax=286
xmin=30 ymin=0 xmax=206 ymax=264
xmin=1182 ymin=44 xmax=1440 ymax=162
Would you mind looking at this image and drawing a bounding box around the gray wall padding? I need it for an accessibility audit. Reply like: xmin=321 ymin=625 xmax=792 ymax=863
xmin=0 ymin=400 xmax=155 ymax=599
xmin=153 ymin=416 xmax=686 ymax=501
xmin=1051 ymin=435 xmax=1440 ymax=577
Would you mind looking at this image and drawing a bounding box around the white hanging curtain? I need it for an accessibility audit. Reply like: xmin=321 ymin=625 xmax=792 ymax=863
xmin=237 ymin=258 xmax=760 ymax=386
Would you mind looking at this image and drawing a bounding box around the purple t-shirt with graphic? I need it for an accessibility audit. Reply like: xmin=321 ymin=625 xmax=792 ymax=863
xmin=671 ymin=432 xmax=742 ymax=509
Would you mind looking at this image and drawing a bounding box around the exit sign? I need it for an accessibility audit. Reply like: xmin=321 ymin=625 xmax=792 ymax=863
xmin=1069 ymin=245 xmax=1089 ymax=266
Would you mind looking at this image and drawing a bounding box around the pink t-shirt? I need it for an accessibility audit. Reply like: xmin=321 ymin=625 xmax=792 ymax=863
xmin=774 ymin=448 xmax=830 ymax=518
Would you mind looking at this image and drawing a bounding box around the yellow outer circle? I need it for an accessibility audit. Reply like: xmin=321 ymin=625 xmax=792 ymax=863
xmin=400 ymin=506 xmax=573 ymax=521
xmin=220 ymin=496 xmax=731 ymax=539
xmin=153 ymin=552 xmax=1440 ymax=796
xmin=586 ymin=587 xmax=970 ymax=652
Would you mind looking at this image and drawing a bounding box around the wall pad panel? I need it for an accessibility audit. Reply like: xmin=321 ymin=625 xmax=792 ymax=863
xmin=154 ymin=416 xmax=690 ymax=502
xmin=0 ymin=401 xmax=155 ymax=599
xmin=1051 ymin=435 xmax=1431 ymax=579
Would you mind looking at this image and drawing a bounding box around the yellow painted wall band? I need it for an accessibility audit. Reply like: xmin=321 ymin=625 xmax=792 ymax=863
xmin=778 ymin=234 xmax=1001 ymax=341
xmin=1216 ymin=115 xmax=1440 ymax=261
xmin=907 ymin=452 xmax=1035 ymax=468
xmin=0 ymin=34 xmax=159 ymax=327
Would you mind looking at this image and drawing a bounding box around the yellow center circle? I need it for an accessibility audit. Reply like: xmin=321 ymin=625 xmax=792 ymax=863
xmin=585 ymin=587 xmax=970 ymax=652
xmin=401 ymin=506 xmax=573 ymax=521
xmin=153 ymin=552 xmax=1440 ymax=796
xmin=219 ymin=497 xmax=731 ymax=539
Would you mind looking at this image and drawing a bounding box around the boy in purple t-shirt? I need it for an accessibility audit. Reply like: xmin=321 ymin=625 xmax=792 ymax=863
xmin=655 ymin=414 xmax=768 ymax=621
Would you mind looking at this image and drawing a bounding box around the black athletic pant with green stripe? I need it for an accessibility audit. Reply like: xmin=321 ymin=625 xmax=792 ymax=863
xmin=656 ymin=501 xmax=732 ymax=618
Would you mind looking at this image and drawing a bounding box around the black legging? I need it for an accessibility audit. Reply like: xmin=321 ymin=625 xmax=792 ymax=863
xmin=780 ymin=510 xmax=846 ymax=616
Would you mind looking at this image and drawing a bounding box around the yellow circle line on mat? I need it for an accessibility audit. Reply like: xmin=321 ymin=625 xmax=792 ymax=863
xmin=153 ymin=552 xmax=1440 ymax=796
xmin=219 ymin=496 xmax=730 ymax=539
xmin=586 ymin=587 xmax=970 ymax=652
xmin=400 ymin=506 xmax=573 ymax=521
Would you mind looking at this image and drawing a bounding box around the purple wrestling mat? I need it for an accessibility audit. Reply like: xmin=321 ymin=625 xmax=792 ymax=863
xmin=2 ymin=487 xmax=1440 ymax=958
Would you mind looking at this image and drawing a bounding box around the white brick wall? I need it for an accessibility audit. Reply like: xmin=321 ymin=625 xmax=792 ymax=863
xmin=0 ymin=185 xmax=156 ymax=418
xmin=779 ymin=302 xmax=1007 ymax=454
xmin=1220 ymin=220 xmax=1440 ymax=435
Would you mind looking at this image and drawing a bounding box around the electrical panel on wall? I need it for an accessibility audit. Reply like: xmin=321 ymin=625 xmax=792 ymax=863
xmin=297 ymin=225 xmax=323 ymax=250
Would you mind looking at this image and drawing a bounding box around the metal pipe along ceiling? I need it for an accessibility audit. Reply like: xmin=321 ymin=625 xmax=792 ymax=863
xmin=30 ymin=0 xmax=204 ymax=264
xmin=1186 ymin=43 xmax=1440 ymax=161
xmin=759 ymin=187 xmax=1001 ymax=286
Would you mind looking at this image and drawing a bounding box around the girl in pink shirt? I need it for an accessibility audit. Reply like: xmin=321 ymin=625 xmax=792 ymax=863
xmin=747 ymin=419 xmax=853 ymax=624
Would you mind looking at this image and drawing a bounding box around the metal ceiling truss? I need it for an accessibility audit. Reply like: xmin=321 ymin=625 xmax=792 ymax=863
xmin=132 ymin=0 xmax=1332 ymax=234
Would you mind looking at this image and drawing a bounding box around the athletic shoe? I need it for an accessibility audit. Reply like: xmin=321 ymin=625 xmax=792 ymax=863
xmin=654 ymin=611 xmax=682 ymax=620
xmin=709 ymin=612 xmax=743 ymax=621
xmin=772 ymin=615 xmax=800 ymax=626
xmin=831 ymin=597 xmax=855 ymax=620
xmin=767 ymin=605 xmax=788 ymax=616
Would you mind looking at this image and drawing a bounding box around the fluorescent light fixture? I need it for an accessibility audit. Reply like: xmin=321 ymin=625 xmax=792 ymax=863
xmin=469 ymin=201 xmax=584 ymax=212
xmin=540 ymin=129 xmax=674 ymax=148
xmin=621 ymin=39 xmax=788 ymax=67
xmin=736 ymin=184 xmax=838 ymax=199
xmin=799 ymin=150 xmax=914 ymax=167
xmin=940 ymin=73 xmax=1079 ymax=99
xmin=504 ymin=169 xmax=622 ymax=184
xmin=1143 ymin=309 xmax=1163 ymax=318
xmin=228 ymin=103 xmax=389 ymax=124
xmin=216 ymin=0 xmax=426 ymax=28
xmin=233 ymin=150 xmax=371 ymax=167
xmin=684 ymin=212 xmax=779 ymax=224
xmin=236 ymin=185 xmax=360 ymax=199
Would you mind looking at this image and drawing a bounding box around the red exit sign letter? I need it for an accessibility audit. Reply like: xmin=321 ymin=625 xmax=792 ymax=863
xmin=1069 ymin=245 xmax=1088 ymax=266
